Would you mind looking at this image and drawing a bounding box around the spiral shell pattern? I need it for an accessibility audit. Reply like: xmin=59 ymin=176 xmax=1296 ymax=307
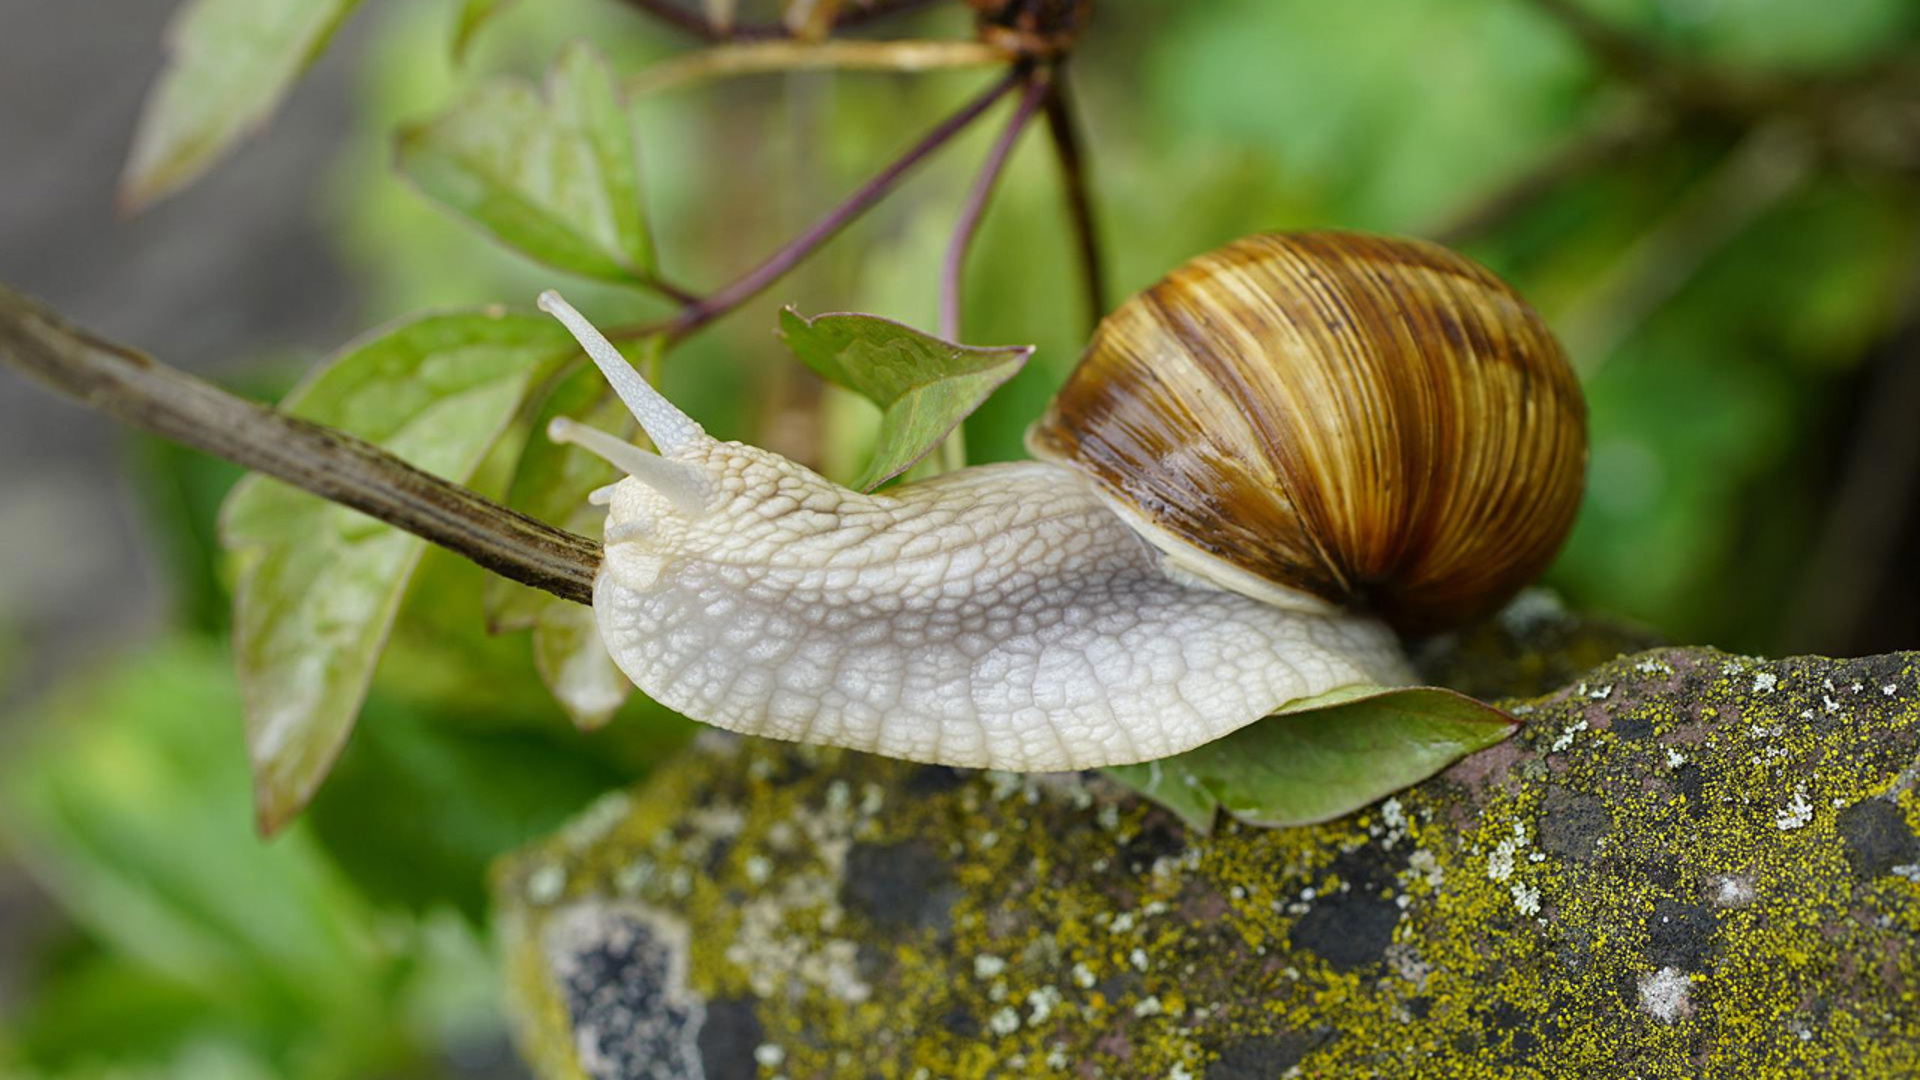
xmin=1028 ymin=231 xmax=1587 ymax=635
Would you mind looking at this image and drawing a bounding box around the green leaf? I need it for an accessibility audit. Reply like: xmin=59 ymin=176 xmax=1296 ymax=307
xmin=220 ymin=311 xmax=577 ymax=833
xmin=0 ymin=641 xmax=394 ymax=1060
xmin=451 ymin=0 xmax=520 ymax=62
xmin=396 ymin=43 xmax=658 ymax=286
xmin=1147 ymin=0 xmax=1586 ymax=227
xmin=0 ymin=639 xmax=523 ymax=1076
xmin=121 ymin=0 xmax=365 ymax=209
xmin=9 ymin=948 xmax=215 ymax=1072
xmin=777 ymin=309 xmax=1032 ymax=490
xmin=1104 ymin=686 xmax=1518 ymax=832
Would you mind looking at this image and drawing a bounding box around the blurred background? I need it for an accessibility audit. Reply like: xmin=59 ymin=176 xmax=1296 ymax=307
xmin=1 ymin=0 xmax=1916 ymax=1075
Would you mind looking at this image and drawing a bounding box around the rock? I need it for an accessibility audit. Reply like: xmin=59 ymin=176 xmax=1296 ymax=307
xmin=495 ymin=631 xmax=1920 ymax=1078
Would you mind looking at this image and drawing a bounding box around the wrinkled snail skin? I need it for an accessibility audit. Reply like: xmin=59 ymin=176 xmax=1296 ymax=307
xmin=538 ymin=230 xmax=1586 ymax=771
xmin=591 ymin=450 xmax=1411 ymax=771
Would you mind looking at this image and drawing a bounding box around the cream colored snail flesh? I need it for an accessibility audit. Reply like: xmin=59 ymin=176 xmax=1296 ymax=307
xmin=539 ymin=231 xmax=1587 ymax=771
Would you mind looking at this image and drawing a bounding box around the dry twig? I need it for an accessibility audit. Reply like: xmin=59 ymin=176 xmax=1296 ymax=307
xmin=0 ymin=287 xmax=601 ymax=605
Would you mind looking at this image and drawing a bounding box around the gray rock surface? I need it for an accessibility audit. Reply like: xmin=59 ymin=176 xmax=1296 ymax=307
xmin=495 ymin=618 xmax=1920 ymax=1078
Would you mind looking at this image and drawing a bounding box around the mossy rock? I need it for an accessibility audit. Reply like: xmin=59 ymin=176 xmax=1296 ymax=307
xmin=495 ymin=615 xmax=1920 ymax=1078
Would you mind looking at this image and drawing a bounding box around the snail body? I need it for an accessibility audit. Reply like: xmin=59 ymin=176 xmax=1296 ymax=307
xmin=541 ymin=231 xmax=1586 ymax=771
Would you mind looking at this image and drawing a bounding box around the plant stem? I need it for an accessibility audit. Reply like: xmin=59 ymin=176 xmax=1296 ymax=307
xmin=619 ymin=0 xmax=943 ymax=42
xmin=1040 ymin=64 xmax=1106 ymax=330
xmin=932 ymin=70 xmax=1046 ymax=472
xmin=654 ymin=68 xmax=1025 ymax=342
xmin=939 ymin=70 xmax=1048 ymax=340
xmin=0 ymin=287 xmax=602 ymax=606
xmin=643 ymin=272 xmax=704 ymax=306
xmin=626 ymin=38 xmax=1009 ymax=97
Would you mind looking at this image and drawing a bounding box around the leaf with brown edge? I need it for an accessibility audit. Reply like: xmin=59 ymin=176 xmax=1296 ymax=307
xmin=1104 ymin=686 xmax=1519 ymax=833
xmin=778 ymin=309 xmax=1031 ymax=490
xmin=221 ymin=310 xmax=578 ymax=834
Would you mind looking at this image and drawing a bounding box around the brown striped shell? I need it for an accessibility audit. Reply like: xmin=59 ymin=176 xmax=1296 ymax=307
xmin=1027 ymin=231 xmax=1587 ymax=636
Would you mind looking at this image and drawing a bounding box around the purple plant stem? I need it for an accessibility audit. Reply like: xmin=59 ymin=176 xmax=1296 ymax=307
xmin=1040 ymin=65 xmax=1107 ymax=330
xmin=657 ymin=68 xmax=1025 ymax=342
xmin=939 ymin=70 xmax=1050 ymax=341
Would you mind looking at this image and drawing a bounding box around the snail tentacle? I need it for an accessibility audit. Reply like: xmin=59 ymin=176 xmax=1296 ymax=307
xmin=539 ymin=290 xmax=707 ymax=456
xmin=546 ymin=416 xmax=712 ymax=519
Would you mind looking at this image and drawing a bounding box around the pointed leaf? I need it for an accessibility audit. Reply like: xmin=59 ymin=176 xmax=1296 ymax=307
xmin=396 ymin=43 xmax=657 ymax=286
xmin=778 ymin=309 xmax=1031 ymax=490
xmin=220 ymin=311 xmax=577 ymax=833
xmin=121 ymin=0 xmax=365 ymax=209
xmin=452 ymin=0 xmax=520 ymax=62
xmin=1105 ymin=686 xmax=1519 ymax=832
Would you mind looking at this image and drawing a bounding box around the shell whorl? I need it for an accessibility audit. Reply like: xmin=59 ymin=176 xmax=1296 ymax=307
xmin=1028 ymin=231 xmax=1588 ymax=635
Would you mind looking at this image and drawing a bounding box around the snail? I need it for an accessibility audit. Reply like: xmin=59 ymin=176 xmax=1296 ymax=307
xmin=538 ymin=231 xmax=1586 ymax=771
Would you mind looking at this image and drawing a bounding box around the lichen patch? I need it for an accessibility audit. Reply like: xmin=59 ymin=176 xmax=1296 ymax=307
xmin=496 ymin=645 xmax=1920 ymax=1078
xmin=1637 ymin=966 xmax=1693 ymax=1023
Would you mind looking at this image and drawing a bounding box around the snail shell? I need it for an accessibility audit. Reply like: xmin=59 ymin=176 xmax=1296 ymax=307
xmin=1029 ymin=231 xmax=1587 ymax=635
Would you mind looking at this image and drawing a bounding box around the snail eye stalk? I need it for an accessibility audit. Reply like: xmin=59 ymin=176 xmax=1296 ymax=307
xmin=537 ymin=289 xmax=706 ymax=456
xmin=546 ymin=417 xmax=711 ymax=518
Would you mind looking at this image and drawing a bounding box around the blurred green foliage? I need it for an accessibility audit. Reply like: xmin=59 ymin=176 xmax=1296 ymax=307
xmin=5 ymin=0 xmax=1917 ymax=1075
xmin=0 ymin=641 xmax=504 ymax=1077
xmin=222 ymin=310 xmax=581 ymax=831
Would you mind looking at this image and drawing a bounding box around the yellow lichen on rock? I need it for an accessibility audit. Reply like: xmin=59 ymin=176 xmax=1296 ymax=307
xmin=496 ymin=634 xmax=1920 ymax=1079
